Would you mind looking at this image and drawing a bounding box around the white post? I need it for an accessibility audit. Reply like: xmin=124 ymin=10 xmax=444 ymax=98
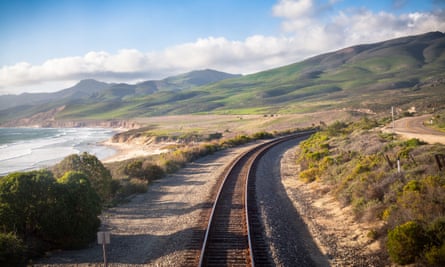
xmin=397 ymin=158 xmax=401 ymax=173
xmin=392 ymin=106 xmax=395 ymax=130
xmin=98 ymin=231 xmax=110 ymax=267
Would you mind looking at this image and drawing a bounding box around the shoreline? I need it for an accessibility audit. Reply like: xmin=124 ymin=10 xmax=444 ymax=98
xmin=0 ymin=127 xmax=121 ymax=176
xmin=101 ymin=139 xmax=170 ymax=163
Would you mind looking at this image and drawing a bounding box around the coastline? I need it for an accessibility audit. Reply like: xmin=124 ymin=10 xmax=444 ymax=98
xmin=101 ymin=139 xmax=170 ymax=163
xmin=0 ymin=127 xmax=118 ymax=176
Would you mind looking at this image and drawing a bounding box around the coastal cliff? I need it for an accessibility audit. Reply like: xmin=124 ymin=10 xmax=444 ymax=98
xmin=1 ymin=106 xmax=141 ymax=129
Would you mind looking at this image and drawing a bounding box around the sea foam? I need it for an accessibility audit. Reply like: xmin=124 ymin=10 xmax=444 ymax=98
xmin=0 ymin=128 xmax=116 ymax=176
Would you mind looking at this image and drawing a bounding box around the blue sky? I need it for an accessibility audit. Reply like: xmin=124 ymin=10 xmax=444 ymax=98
xmin=1 ymin=0 xmax=444 ymax=94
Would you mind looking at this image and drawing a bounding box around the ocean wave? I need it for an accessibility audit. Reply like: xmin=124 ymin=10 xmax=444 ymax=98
xmin=0 ymin=128 xmax=115 ymax=175
xmin=0 ymin=147 xmax=32 ymax=162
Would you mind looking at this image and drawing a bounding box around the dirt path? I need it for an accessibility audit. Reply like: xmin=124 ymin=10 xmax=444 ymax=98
xmin=33 ymin=143 xmax=259 ymax=267
xmin=384 ymin=114 xmax=445 ymax=144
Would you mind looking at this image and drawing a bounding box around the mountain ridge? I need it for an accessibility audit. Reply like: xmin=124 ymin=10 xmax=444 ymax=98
xmin=1 ymin=31 xmax=444 ymax=125
xmin=0 ymin=69 xmax=241 ymax=112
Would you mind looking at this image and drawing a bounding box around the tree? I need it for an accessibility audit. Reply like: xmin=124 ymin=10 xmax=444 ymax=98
xmin=53 ymin=152 xmax=112 ymax=202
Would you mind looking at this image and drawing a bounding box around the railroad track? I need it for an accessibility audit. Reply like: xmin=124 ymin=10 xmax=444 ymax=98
xmin=183 ymin=131 xmax=315 ymax=267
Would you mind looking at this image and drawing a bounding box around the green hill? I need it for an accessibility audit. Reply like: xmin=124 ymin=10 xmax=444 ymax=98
xmin=1 ymin=32 xmax=445 ymax=124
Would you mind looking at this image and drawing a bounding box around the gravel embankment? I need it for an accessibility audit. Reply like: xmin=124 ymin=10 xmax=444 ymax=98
xmin=34 ymin=136 xmax=388 ymax=267
xmin=257 ymin=138 xmax=388 ymax=266
xmin=33 ymin=143 xmax=259 ymax=267
xmin=255 ymin=137 xmax=328 ymax=266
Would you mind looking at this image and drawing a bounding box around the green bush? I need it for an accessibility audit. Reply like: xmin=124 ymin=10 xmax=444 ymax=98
xmin=0 ymin=232 xmax=26 ymax=267
xmin=116 ymin=179 xmax=148 ymax=199
xmin=387 ymin=221 xmax=427 ymax=265
xmin=326 ymin=121 xmax=350 ymax=136
xmin=252 ymin=131 xmax=274 ymax=139
xmin=299 ymin=167 xmax=320 ymax=183
xmin=0 ymin=170 xmax=56 ymax=240
xmin=0 ymin=170 xmax=102 ymax=258
xmin=124 ymin=160 xmax=144 ymax=178
xmin=53 ymin=152 xmax=113 ymax=202
xmin=425 ymin=244 xmax=445 ymax=266
xmin=49 ymin=171 xmax=101 ymax=249
xmin=424 ymin=217 xmax=445 ymax=265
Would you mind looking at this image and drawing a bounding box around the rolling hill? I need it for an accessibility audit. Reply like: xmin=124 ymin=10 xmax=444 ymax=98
xmin=1 ymin=31 xmax=445 ymax=125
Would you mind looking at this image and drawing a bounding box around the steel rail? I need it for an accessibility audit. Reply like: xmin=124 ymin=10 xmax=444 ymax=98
xmin=198 ymin=130 xmax=315 ymax=266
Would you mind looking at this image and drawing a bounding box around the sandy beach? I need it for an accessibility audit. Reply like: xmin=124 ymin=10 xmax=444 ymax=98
xmin=101 ymin=139 xmax=171 ymax=163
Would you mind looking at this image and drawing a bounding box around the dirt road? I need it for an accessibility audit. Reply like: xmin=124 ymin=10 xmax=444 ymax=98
xmin=385 ymin=114 xmax=445 ymax=144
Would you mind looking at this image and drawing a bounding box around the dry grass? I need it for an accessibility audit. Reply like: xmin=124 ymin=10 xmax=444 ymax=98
xmin=130 ymin=110 xmax=359 ymax=138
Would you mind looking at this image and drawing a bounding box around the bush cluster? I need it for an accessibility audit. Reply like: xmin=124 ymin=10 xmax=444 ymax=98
xmin=120 ymin=130 xmax=281 ymax=179
xmin=0 ymin=170 xmax=101 ymax=265
xmin=52 ymin=152 xmax=113 ymax=202
xmin=0 ymin=127 xmax=313 ymax=265
xmin=111 ymin=129 xmax=300 ymax=200
xmin=296 ymin=118 xmax=445 ymax=265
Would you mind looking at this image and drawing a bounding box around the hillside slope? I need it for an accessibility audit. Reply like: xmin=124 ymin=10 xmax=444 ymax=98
xmin=0 ymin=69 xmax=240 ymax=123
xmin=1 ymin=32 xmax=445 ymax=124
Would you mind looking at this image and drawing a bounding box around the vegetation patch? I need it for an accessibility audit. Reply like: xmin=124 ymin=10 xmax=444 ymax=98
xmin=296 ymin=117 xmax=445 ymax=265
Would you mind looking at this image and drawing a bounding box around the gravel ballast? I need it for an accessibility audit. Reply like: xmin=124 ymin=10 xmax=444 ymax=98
xmin=34 ymin=143 xmax=258 ymax=267
xmin=34 ymin=136 xmax=385 ymax=266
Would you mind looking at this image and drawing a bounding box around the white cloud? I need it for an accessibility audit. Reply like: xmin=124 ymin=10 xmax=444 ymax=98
xmin=1 ymin=0 xmax=445 ymax=94
xmin=273 ymin=0 xmax=445 ymax=49
xmin=273 ymin=0 xmax=314 ymax=19
xmin=0 ymin=36 xmax=305 ymax=94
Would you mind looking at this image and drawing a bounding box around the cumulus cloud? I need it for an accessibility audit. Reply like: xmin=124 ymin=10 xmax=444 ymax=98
xmin=1 ymin=0 xmax=445 ymax=94
xmin=0 ymin=36 xmax=303 ymax=94
xmin=273 ymin=0 xmax=445 ymax=49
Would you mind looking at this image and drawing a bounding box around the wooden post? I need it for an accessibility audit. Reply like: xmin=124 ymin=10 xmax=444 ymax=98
xmin=384 ymin=154 xmax=394 ymax=168
xmin=435 ymin=154 xmax=443 ymax=171
xmin=102 ymin=240 xmax=107 ymax=267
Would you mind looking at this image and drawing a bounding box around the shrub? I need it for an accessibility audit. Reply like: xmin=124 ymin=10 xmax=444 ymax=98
xmin=124 ymin=160 xmax=144 ymax=178
xmin=0 ymin=170 xmax=102 ymax=259
xmin=0 ymin=170 xmax=56 ymax=239
xmin=425 ymin=244 xmax=445 ymax=266
xmin=208 ymin=132 xmax=223 ymax=140
xmin=326 ymin=121 xmax=350 ymax=136
xmin=0 ymin=232 xmax=26 ymax=267
xmin=252 ymin=131 xmax=274 ymax=139
xmin=53 ymin=152 xmax=113 ymax=202
xmin=116 ymin=179 xmax=148 ymax=199
xmin=355 ymin=117 xmax=379 ymax=130
xmin=299 ymin=167 xmax=320 ymax=183
xmin=423 ymin=217 xmax=445 ymax=265
xmin=221 ymin=134 xmax=251 ymax=147
xmin=49 ymin=171 xmax=101 ymax=249
xmin=142 ymin=162 xmax=165 ymax=181
xmin=387 ymin=221 xmax=427 ymax=265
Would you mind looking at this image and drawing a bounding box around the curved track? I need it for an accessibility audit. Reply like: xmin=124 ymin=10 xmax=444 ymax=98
xmin=193 ymin=131 xmax=314 ymax=266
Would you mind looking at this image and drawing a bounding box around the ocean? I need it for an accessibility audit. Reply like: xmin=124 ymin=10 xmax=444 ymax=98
xmin=0 ymin=127 xmax=116 ymax=176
